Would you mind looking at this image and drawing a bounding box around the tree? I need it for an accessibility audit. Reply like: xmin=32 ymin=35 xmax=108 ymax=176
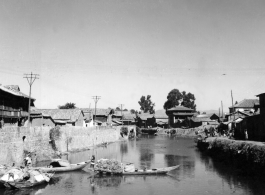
xmin=163 ymin=89 xmax=196 ymax=110
xmin=58 ymin=102 xmax=76 ymax=109
xmin=235 ymin=101 xmax=238 ymax=105
xmin=116 ymin=107 xmax=121 ymax=111
xmin=138 ymin=95 xmax=155 ymax=114
xmin=130 ymin=109 xmax=136 ymax=114
xmin=181 ymin=91 xmax=196 ymax=110
xmin=123 ymin=109 xmax=128 ymax=111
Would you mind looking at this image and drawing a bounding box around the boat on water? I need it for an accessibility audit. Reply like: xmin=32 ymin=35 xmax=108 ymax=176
xmin=93 ymin=158 xmax=180 ymax=176
xmin=122 ymin=165 xmax=180 ymax=175
xmin=33 ymin=159 xmax=90 ymax=173
xmin=141 ymin=128 xmax=158 ymax=135
xmin=0 ymin=168 xmax=54 ymax=189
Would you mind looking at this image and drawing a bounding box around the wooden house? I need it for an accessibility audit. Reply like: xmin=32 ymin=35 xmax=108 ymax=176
xmin=154 ymin=109 xmax=168 ymax=128
xmin=0 ymin=85 xmax=35 ymax=127
xmin=229 ymin=99 xmax=259 ymax=113
xmin=31 ymin=109 xmax=86 ymax=127
xmin=166 ymin=106 xmax=194 ymax=127
xmin=136 ymin=113 xmax=155 ymax=128
xmin=82 ymin=108 xmax=114 ymax=126
xmin=121 ymin=113 xmax=136 ymax=125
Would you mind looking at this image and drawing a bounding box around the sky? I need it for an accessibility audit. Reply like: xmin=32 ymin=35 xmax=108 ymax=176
xmin=1 ymin=0 xmax=265 ymax=113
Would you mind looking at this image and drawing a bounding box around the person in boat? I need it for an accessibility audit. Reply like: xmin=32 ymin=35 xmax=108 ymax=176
xmin=90 ymin=155 xmax=96 ymax=168
xmin=24 ymin=153 xmax=32 ymax=168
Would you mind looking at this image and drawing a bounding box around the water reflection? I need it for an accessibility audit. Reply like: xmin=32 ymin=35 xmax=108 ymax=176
xmin=120 ymin=142 xmax=128 ymax=154
xmin=165 ymin=154 xmax=195 ymax=179
xmin=17 ymin=136 xmax=265 ymax=195
xmin=139 ymin=149 xmax=154 ymax=168
xmin=2 ymin=183 xmax=48 ymax=195
xmin=91 ymin=176 xmax=122 ymax=188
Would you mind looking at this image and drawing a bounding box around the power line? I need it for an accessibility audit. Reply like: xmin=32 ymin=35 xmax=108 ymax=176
xmin=92 ymin=96 xmax=101 ymax=125
xmin=23 ymin=72 xmax=39 ymax=124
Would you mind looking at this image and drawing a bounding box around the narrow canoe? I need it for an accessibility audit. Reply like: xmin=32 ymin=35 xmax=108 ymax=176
xmin=33 ymin=161 xmax=90 ymax=173
xmin=122 ymin=165 xmax=180 ymax=175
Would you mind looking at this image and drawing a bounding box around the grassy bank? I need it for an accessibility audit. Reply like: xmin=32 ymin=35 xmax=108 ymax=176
xmin=204 ymin=137 xmax=265 ymax=175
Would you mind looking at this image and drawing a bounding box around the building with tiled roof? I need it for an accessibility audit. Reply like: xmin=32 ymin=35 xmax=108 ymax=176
xmin=166 ymin=106 xmax=195 ymax=127
xmin=81 ymin=108 xmax=114 ymax=125
xmin=0 ymin=84 xmax=35 ymax=127
xmin=229 ymin=99 xmax=259 ymax=113
xmin=31 ymin=109 xmax=85 ymax=126
xmin=154 ymin=109 xmax=168 ymax=128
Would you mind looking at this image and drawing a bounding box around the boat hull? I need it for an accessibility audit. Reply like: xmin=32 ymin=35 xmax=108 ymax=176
xmin=33 ymin=161 xmax=89 ymax=172
xmin=122 ymin=165 xmax=180 ymax=175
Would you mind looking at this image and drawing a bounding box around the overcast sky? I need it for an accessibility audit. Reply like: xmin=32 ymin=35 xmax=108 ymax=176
xmin=1 ymin=0 xmax=265 ymax=112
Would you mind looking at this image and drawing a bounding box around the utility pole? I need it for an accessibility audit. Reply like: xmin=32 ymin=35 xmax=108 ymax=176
xmin=231 ymin=90 xmax=235 ymax=121
xmin=92 ymin=96 xmax=101 ymax=125
xmin=23 ymin=72 xmax=39 ymax=124
xmin=118 ymin=104 xmax=124 ymax=125
xmin=221 ymin=101 xmax=223 ymax=118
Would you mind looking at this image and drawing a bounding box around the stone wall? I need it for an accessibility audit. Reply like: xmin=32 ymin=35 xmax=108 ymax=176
xmin=0 ymin=125 xmax=122 ymax=165
xmin=54 ymin=126 xmax=121 ymax=153
xmin=0 ymin=126 xmax=54 ymax=165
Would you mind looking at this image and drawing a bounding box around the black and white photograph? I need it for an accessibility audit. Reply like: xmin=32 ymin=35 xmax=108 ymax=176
xmin=0 ymin=0 xmax=265 ymax=194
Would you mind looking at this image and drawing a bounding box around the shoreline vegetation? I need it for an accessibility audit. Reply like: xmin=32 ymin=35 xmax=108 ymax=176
xmin=197 ymin=137 xmax=265 ymax=175
xmin=141 ymin=127 xmax=265 ymax=175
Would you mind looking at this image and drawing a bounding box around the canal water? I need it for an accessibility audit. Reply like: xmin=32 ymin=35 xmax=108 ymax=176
xmin=1 ymin=135 xmax=265 ymax=195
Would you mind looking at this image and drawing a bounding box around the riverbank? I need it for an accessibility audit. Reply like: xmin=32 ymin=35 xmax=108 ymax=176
xmin=173 ymin=128 xmax=198 ymax=137
xmin=198 ymin=137 xmax=265 ymax=175
xmin=155 ymin=127 xmax=199 ymax=137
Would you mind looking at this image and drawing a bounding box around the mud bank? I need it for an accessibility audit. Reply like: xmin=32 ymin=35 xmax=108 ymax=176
xmin=173 ymin=128 xmax=198 ymax=137
xmin=201 ymin=137 xmax=265 ymax=175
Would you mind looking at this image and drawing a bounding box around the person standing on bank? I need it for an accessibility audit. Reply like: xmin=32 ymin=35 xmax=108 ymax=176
xmin=90 ymin=155 xmax=95 ymax=168
xmin=244 ymin=129 xmax=248 ymax=140
xmin=24 ymin=153 xmax=32 ymax=168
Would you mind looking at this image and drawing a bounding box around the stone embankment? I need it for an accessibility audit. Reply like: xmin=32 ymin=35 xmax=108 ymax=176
xmin=200 ymin=137 xmax=265 ymax=175
xmin=0 ymin=125 xmax=131 ymax=165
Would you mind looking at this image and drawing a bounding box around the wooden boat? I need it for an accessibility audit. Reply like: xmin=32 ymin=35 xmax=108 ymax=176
xmin=2 ymin=173 xmax=54 ymax=189
xmin=33 ymin=159 xmax=90 ymax=173
xmin=0 ymin=169 xmax=54 ymax=189
xmin=122 ymin=165 xmax=180 ymax=175
xmin=141 ymin=128 xmax=158 ymax=135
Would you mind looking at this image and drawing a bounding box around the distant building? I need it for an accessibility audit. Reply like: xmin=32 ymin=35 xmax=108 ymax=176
xmin=121 ymin=113 xmax=136 ymax=125
xmin=82 ymin=109 xmax=94 ymax=127
xmin=229 ymin=99 xmax=259 ymax=113
xmin=0 ymin=85 xmax=34 ymax=127
xmin=31 ymin=109 xmax=85 ymax=127
xmin=136 ymin=113 xmax=154 ymax=128
xmin=234 ymin=94 xmax=265 ymax=141
xmin=82 ymin=108 xmax=114 ymax=126
xmin=166 ymin=106 xmax=194 ymax=127
xmin=154 ymin=109 xmax=168 ymax=128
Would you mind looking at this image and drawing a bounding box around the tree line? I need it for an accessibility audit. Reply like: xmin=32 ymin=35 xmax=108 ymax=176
xmin=58 ymin=88 xmax=196 ymax=114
